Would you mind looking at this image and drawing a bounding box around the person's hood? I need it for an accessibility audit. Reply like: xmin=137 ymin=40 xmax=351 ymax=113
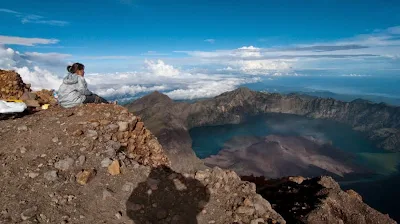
xmin=63 ymin=73 xmax=79 ymax=85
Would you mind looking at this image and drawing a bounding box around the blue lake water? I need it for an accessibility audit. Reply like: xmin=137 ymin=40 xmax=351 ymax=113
xmin=190 ymin=113 xmax=400 ymax=221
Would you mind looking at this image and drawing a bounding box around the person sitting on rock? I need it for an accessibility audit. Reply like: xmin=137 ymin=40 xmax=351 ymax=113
xmin=58 ymin=62 xmax=109 ymax=108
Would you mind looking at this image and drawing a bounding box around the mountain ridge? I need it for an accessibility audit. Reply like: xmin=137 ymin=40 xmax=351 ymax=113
xmin=127 ymin=87 xmax=400 ymax=173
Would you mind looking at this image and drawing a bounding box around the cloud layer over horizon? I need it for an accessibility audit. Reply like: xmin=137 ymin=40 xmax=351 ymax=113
xmin=0 ymin=25 xmax=400 ymax=101
xmin=0 ymin=44 xmax=259 ymax=101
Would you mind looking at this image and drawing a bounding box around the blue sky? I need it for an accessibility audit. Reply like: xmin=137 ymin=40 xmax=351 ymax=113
xmin=1 ymin=0 xmax=400 ymax=100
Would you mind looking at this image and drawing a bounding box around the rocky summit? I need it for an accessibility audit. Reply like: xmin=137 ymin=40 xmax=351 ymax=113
xmin=0 ymin=104 xmax=284 ymax=224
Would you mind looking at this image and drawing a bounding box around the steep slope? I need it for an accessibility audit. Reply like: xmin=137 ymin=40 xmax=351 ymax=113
xmin=0 ymin=104 xmax=284 ymax=224
xmin=127 ymin=91 xmax=206 ymax=172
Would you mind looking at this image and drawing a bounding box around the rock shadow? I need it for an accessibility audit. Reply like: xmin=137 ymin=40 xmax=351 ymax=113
xmin=126 ymin=165 xmax=210 ymax=224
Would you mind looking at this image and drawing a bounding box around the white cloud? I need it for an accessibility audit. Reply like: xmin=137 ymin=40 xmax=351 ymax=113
xmin=143 ymin=59 xmax=180 ymax=77
xmin=16 ymin=66 xmax=62 ymax=91
xmin=165 ymin=77 xmax=259 ymax=99
xmin=340 ymin=74 xmax=371 ymax=77
xmin=0 ymin=8 xmax=69 ymax=26
xmin=80 ymin=55 xmax=137 ymax=60
xmin=84 ymin=59 xmax=260 ymax=100
xmin=387 ymin=26 xmax=400 ymax=35
xmin=22 ymin=18 xmax=69 ymax=26
xmin=24 ymin=52 xmax=71 ymax=66
xmin=0 ymin=35 xmax=59 ymax=46
xmin=204 ymin=39 xmax=216 ymax=44
xmin=222 ymin=59 xmax=293 ymax=75
xmin=175 ymin=26 xmax=400 ymax=71
xmin=238 ymin=46 xmax=260 ymax=50
xmin=96 ymin=85 xmax=167 ymax=98
xmin=0 ymin=8 xmax=19 ymax=14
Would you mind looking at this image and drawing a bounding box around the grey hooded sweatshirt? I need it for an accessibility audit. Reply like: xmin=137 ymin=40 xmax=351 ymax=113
xmin=58 ymin=73 xmax=92 ymax=108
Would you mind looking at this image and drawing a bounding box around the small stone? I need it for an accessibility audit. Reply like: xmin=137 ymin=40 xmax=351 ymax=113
xmin=21 ymin=206 xmax=37 ymax=220
xmin=105 ymin=148 xmax=116 ymax=157
xmin=17 ymin=125 xmax=28 ymax=131
xmin=102 ymin=189 xmax=113 ymax=200
xmin=195 ymin=171 xmax=209 ymax=180
xmin=173 ymin=178 xmax=187 ymax=191
xmin=108 ymin=160 xmax=120 ymax=175
xmin=101 ymin=158 xmax=113 ymax=168
xmin=28 ymin=172 xmax=40 ymax=179
xmin=100 ymin=120 xmax=111 ymax=126
xmin=86 ymin=130 xmax=98 ymax=140
xmin=25 ymin=99 xmax=40 ymax=107
xmin=208 ymin=221 xmax=216 ymax=224
xmin=107 ymin=124 xmax=119 ymax=133
xmin=134 ymin=122 xmax=144 ymax=132
xmin=118 ymin=153 xmax=126 ymax=161
xmin=237 ymin=206 xmax=255 ymax=216
xmin=72 ymin=129 xmax=83 ymax=136
xmin=156 ymin=209 xmax=167 ymax=220
xmin=54 ymin=157 xmax=74 ymax=171
xmin=289 ymin=176 xmax=305 ymax=184
xmin=39 ymin=214 xmax=47 ymax=221
xmin=117 ymin=121 xmax=129 ymax=132
xmin=90 ymin=122 xmax=100 ymax=128
xmin=251 ymin=218 xmax=265 ymax=224
xmin=66 ymin=195 xmax=75 ymax=202
xmin=122 ymin=182 xmax=135 ymax=192
xmin=77 ymin=155 xmax=86 ymax=166
xmin=243 ymin=198 xmax=253 ymax=207
xmin=115 ymin=211 xmax=122 ymax=219
xmin=20 ymin=147 xmax=27 ymax=154
xmin=44 ymin=170 xmax=58 ymax=181
xmin=52 ymin=137 xmax=59 ymax=143
xmin=76 ymin=169 xmax=95 ymax=185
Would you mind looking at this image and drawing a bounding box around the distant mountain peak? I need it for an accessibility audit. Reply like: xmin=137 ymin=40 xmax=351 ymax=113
xmin=141 ymin=91 xmax=172 ymax=103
